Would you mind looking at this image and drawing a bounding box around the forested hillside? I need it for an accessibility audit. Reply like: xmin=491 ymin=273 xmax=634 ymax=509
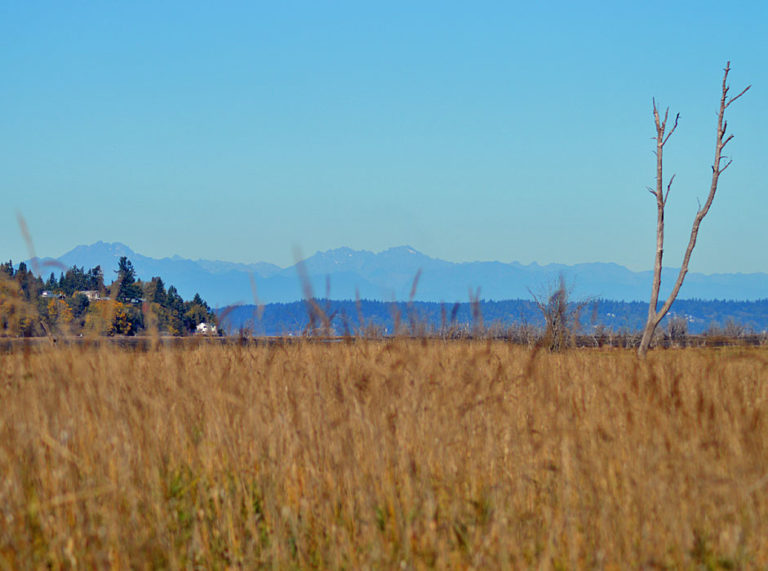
xmin=0 ymin=257 xmax=216 ymax=337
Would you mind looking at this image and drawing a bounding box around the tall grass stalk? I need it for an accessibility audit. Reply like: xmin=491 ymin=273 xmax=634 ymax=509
xmin=2 ymin=342 xmax=767 ymax=568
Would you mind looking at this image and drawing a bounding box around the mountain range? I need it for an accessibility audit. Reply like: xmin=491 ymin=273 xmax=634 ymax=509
xmin=27 ymin=241 xmax=768 ymax=308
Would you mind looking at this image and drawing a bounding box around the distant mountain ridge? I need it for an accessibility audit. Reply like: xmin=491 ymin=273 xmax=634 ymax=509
xmin=27 ymin=241 xmax=768 ymax=308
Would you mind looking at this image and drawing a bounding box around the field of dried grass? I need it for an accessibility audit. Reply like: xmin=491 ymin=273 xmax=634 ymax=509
xmin=2 ymin=340 xmax=768 ymax=569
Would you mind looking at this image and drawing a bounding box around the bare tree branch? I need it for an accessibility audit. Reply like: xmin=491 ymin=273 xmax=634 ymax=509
xmin=726 ymin=85 xmax=751 ymax=108
xmin=638 ymin=61 xmax=749 ymax=357
xmin=664 ymin=174 xmax=676 ymax=205
xmin=662 ymin=113 xmax=680 ymax=146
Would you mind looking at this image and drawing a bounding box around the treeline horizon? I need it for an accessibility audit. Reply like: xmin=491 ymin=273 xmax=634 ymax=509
xmin=5 ymin=255 xmax=766 ymax=338
xmin=0 ymin=257 xmax=217 ymax=337
xmin=219 ymin=297 xmax=768 ymax=337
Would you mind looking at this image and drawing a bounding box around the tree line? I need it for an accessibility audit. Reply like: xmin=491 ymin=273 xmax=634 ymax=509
xmin=220 ymin=297 xmax=768 ymax=338
xmin=0 ymin=256 xmax=217 ymax=337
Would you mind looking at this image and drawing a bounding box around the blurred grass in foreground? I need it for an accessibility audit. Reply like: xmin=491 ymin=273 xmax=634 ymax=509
xmin=1 ymin=341 xmax=767 ymax=568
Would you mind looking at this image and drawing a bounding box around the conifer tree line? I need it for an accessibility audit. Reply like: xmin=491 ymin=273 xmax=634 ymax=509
xmin=0 ymin=256 xmax=217 ymax=337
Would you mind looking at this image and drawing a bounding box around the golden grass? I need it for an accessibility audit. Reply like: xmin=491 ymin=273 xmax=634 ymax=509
xmin=2 ymin=341 xmax=768 ymax=569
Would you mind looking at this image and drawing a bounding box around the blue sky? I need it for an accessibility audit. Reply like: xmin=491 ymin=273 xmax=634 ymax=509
xmin=2 ymin=1 xmax=766 ymax=273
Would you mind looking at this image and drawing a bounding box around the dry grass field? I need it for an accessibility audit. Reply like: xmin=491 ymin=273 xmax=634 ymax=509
xmin=2 ymin=340 xmax=768 ymax=569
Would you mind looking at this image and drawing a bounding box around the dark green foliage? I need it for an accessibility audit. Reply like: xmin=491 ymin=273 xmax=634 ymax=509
xmin=14 ymin=262 xmax=41 ymax=300
xmin=144 ymin=277 xmax=167 ymax=305
xmin=114 ymin=257 xmax=143 ymax=303
xmin=48 ymin=265 xmax=106 ymax=296
xmin=68 ymin=293 xmax=90 ymax=318
xmin=183 ymin=293 xmax=215 ymax=332
xmin=1 ymin=257 xmax=215 ymax=337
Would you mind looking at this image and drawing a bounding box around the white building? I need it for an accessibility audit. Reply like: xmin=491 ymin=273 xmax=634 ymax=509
xmin=196 ymin=322 xmax=218 ymax=335
xmin=79 ymin=290 xmax=102 ymax=302
xmin=41 ymin=291 xmax=65 ymax=299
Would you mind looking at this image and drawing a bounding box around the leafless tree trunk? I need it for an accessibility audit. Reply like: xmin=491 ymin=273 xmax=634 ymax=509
xmin=637 ymin=62 xmax=749 ymax=358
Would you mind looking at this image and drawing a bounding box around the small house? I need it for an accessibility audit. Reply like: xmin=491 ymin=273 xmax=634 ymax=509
xmin=79 ymin=290 xmax=102 ymax=302
xmin=41 ymin=291 xmax=65 ymax=299
xmin=196 ymin=322 xmax=218 ymax=335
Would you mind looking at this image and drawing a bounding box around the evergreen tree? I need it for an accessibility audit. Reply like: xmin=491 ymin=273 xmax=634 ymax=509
xmin=145 ymin=277 xmax=167 ymax=305
xmin=164 ymin=285 xmax=185 ymax=334
xmin=182 ymin=292 xmax=216 ymax=332
xmin=166 ymin=285 xmax=184 ymax=310
xmin=68 ymin=293 xmax=90 ymax=319
xmin=87 ymin=266 xmax=105 ymax=292
xmin=114 ymin=257 xmax=142 ymax=303
xmin=15 ymin=262 xmax=42 ymax=300
xmin=0 ymin=260 xmax=13 ymax=278
xmin=60 ymin=266 xmax=89 ymax=296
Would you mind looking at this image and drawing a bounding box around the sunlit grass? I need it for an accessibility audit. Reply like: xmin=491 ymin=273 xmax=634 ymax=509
xmin=1 ymin=341 xmax=767 ymax=568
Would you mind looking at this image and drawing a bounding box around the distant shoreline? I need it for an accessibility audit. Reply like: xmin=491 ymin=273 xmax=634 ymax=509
xmin=2 ymin=334 xmax=765 ymax=353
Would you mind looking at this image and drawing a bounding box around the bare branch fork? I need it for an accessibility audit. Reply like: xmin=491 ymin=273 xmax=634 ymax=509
xmin=637 ymin=62 xmax=750 ymax=358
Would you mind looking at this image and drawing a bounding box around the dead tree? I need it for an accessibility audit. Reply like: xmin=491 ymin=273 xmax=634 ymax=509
xmin=530 ymin=274 xmax=587 ymax=352
xmin=637 ymin=62 xmax=749 ymax=357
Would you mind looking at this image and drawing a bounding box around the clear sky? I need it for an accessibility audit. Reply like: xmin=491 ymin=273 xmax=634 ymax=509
xmin=1 ymin=1 xmax=766 ymax=273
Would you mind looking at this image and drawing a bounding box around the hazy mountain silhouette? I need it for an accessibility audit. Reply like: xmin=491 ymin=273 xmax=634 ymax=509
xmin=30 ymin=242 xmax=768 ymax=308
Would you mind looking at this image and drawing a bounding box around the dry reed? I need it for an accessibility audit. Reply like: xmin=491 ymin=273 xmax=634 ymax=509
xmin=1 ymin=341 xmax=767 ymax=569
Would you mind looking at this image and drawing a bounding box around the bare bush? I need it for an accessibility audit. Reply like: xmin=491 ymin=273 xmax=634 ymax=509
xmin=666 ymin=315 xmax=689 ymax=344
xmin=531 ymin=274 xmax=587 ymax=351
